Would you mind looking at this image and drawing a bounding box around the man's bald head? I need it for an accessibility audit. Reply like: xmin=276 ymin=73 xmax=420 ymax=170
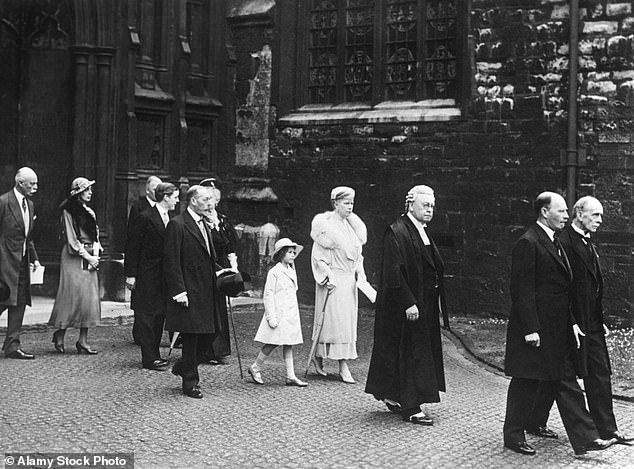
xmin=15 ymin=167 xmax=38 ymax=197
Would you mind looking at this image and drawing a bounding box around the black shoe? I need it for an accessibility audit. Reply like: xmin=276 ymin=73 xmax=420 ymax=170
xmin=606 ymin=432 xmax=634 ymax=445
xmin=526 ymin=426 xmax=558 ymax=439
xmin=171 ymin=362 xmax=182 ymax=377
xmin=504 ymin=441 xmax=536 ymax=455
xmin=144 ymin=359 xmax=169 ymax=371
xmin=183 ymin=385 xmax=203 ymax=399
xmin=405 ymin=413 xmax=433 ymax=426
xmin=6 ymin=349 xmax=35 ymax=360
xmin=76 ymin=342 xmax=98 ymax=355
xmin=384 ymin=400 xmax=402 ymax=414
xmin=207 ymin=356 xmax=229 ymax=365
xmin=52 ymin=331 xmax=65 ymax=353
xmin=574 ymin=438 xmax=618 ymax=455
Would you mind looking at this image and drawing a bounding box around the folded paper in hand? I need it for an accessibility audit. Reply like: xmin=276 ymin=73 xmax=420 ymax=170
xmin=30 ymin=264 xmax=45 ymax=285
xmin=357 ymin=280 xmax=377 ymax=303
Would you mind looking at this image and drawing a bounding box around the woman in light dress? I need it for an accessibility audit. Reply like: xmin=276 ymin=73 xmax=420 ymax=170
xmin=310 ymin=186 xmax=367 ymax=383
xmin=49 ymin=177 xmax=102 ymax=355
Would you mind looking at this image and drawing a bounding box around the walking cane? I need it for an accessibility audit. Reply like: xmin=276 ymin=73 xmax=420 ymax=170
xmin=304 ymin=289 xmax=331 ymax=378
xmin=227 ymin=296 xmax=244 ymax=379
xmin=168 ymin=331 xmax=180 ymax=356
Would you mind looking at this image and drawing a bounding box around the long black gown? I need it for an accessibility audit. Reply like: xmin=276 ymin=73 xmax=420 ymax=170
xmin=365 ymin=215 xmax=448 ymax=412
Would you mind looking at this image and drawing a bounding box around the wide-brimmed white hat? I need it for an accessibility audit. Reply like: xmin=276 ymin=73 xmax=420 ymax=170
xmin=273 ymin=237 xmax=303 ymax=258
xmin=70 ymin=177 xmax=95 ymax=196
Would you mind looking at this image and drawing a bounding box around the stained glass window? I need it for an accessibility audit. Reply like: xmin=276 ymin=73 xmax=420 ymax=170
xmin=308 ymin=0 xmax=338 ymax=104
xmin=344 ymin=0 xmax=374 ymax=102
xmin=423 ymin=0 xmax=457 ymax=99
xmin=306 ymin=0 xmax=460 ymax=104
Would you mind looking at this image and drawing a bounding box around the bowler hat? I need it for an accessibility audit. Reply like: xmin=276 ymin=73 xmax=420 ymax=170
xmin=217 ymin=270 xmax=252 ymax=297
xmin=0 ymin=278 xmax=10 ymax=302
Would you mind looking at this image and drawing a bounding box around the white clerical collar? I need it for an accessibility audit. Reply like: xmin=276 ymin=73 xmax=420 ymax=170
xmin=536 ymin=221 xmax=556 ymax=242
xmin=13 ymin=188 xmax=25 ymax=206
xmin=187 ymin=206 xmax=202 ymax=222
xmin=571 ymin=223 xmax=590 ymax=238
xmin=146 ymin=195 xmax=156 ymax=207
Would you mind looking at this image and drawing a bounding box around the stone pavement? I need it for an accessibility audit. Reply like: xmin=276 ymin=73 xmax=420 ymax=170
xmin=1 ymin=304 xmax=634 ymax=468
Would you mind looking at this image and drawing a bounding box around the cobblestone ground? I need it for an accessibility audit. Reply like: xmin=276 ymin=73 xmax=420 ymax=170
xmin=1 ymin=305 xmax=633 ymax=468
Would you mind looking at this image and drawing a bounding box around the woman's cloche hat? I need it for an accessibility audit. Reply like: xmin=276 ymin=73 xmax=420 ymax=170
xmin=70 ymin=177 xmax=95 ymax=196
xmin=272 ymin=237 xmax=303 ymax=258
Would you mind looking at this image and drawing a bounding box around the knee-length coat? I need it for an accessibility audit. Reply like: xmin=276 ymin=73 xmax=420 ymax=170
xmin=254 ymin=262 xmax=303 ymax=345
xmin=504 ymin=224 xmax=573 ymax=380
xmin=0 ymin=190 xmax=38 ymax=307
xmin=365 ymin=215 xmax=448 ymax=407
xmin=163 ymin=209 xmax=220 ymax=334
xmin=124 ymin=206 xmax=167 ymax=315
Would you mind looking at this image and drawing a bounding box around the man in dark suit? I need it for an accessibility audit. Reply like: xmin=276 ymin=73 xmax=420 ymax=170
xmin=503 ymin=191 xmax=616 ymax=456
xmin=164 ymin=185 xmax=221 ymax=399
xmin=125 ymin=183 xmax=179 ymax=371
xmin=528 ymin=196 xmax=633 ymax=445
xmin=365 ymin=185 xmax=449 ymax=426
xmin=127 ymin=175 xmax=162 ymax=345
xmin=0 ymin=167 xmax=41 ymax=359
xmin=127 ymin=176 xmax=162 ymax=229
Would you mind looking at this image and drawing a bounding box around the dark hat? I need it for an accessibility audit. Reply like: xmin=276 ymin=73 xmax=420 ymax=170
xmin=216 ymin=271 xmax=251 ymax=297
xmin=200 ymin=178 xmax=216 ymax=188
xmin=0 ymin=278 xmax=10 ymax=302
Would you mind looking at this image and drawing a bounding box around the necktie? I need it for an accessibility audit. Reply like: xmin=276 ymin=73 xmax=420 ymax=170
xmin=553 ymin=237 xmax=572 ymax=277
xmin=584 ymin=237 xmax=598 ymax=259
xmin=161 ymin=211 xmax=169 ymax=227
xmin=21 ymin=197 xmax=29 ymax=234
xmin=21 ymin=197 xmax=29 ymax=256
xmin=198 ymin=218 xmax=210 ymax=253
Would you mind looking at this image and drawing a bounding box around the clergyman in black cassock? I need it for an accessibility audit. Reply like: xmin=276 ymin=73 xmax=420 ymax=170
xmin=365 ymin=185 xmax=448 ymax=426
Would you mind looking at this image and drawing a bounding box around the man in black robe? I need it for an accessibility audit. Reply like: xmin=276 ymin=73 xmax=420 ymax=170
xmin=365 ymin=185 xmax=449 ymax=425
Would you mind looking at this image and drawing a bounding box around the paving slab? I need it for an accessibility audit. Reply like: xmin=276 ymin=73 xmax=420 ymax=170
xmin=1 ymin=306 xmax=633 ymax=468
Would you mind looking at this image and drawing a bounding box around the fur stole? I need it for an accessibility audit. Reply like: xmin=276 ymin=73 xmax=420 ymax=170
xmin=310 ymin=211 xmax=367 ymax=249
xmin=60 ymin=198 xmax=98 ymax=241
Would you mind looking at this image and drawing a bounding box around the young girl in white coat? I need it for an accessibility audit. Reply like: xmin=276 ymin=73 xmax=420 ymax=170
xmin=248 ymin=238 xmax=308 ymax=387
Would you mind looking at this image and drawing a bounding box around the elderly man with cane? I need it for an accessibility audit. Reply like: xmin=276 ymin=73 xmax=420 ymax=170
xmin=164 ymin=185 xmax=221 ymax=399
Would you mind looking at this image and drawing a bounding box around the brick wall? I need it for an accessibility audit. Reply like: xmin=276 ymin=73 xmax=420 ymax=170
xmin=228 ymin=0 xmax=634 ymax=324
